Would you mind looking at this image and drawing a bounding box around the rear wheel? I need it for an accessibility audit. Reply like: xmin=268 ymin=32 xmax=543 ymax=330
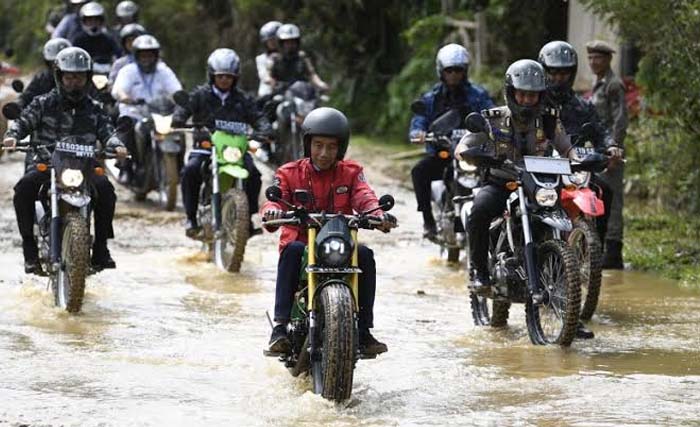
xmin=569 ymin=218 xmax=602 ymax=320
xmin=525 ymin=240 xmax=581 ymax=347
xmin=53 ymin=211 xmax=90 ymax=313
xmin=213 ymin=188 xmax=249 ymax=272
xmin=470 ymin=293 xmax=510 ymax=327
xmin=312 ymin=284 xmax=355 ymax=402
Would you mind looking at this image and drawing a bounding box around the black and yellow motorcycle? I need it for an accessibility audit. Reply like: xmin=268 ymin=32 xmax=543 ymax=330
xmin=262 ymin=186 xmax=395 ymax=402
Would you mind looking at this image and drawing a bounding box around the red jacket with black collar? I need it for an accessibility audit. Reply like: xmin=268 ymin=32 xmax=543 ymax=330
xmin=261 ymin=158 xmax=380 ymax=252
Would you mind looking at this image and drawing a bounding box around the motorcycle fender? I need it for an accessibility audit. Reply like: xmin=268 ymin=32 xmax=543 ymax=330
xmin=219 ymin=164 xmax=249 ymax=179
xmin=431 ymin=180 xmax=446 ymax=205
xmin=60 ymin=193 xmax=91 ymax=208
xmin=572 ymin=187 xmax=605 ymax=217
xmin=539 ymin=213 xmax=573 ymax=232
xmin=159 ymin=138 xmax=181 ymax=154
xmin=460 ymin=201 xmax=472 ymax=232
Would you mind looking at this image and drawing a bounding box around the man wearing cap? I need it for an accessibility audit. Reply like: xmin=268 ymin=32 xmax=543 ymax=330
xmin=586 ymin=40 xmax=627 ymax=269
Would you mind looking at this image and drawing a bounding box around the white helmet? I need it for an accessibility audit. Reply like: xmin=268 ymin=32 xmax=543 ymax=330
xmin=435 ymin=43 xmax=470 ymax=79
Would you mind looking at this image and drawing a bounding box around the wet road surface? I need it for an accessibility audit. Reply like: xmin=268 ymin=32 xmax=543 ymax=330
xmin=0 ymin=142 xmax=698 ymax=426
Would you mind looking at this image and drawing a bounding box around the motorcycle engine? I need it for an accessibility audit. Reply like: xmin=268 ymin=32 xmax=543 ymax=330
xmin=493 ymin=254 xmax=523 ymax=297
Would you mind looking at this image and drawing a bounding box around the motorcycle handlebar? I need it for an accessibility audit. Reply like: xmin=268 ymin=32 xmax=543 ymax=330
xmin=262 ymin=212 xmax=389 ymax=230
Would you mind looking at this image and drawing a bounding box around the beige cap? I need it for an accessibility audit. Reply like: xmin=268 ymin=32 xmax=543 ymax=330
xmin=586 ymin=40 xmax=616 ymax=55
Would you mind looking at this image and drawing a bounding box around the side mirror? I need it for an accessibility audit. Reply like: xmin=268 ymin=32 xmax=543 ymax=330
xmin=294 ymin=189 xmax=310 ymax=204
xmin=2 ymin=102 xmax=22 ymax=120
xmin=465 ymin=112 xmax=487 ymax=133
xmin=4 ymin=47 xmax=14 ymax=58
xmin=115 ymin=115 xmax=134 ymax=133
xmin=11 ymin=79 xmax=24 ymax=94
xmin=378 ymin=195 xmax=395 ymax=212
xmin=410 ymin=99 xmax=426 ymax=115
xmin=265 ymin=185 xmax=283 ymax=202
xmin=173 ymin=90 xmax=190 ymax=108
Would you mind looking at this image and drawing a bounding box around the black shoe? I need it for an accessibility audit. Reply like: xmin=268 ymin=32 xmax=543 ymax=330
xmin=24 ymin=260 xmax=43 ymax=275
xmin=602 ymin=239 xmax=624 ymax=269
xmin=268 ymin=324 xmax=291 ymax=354
xmin=185 ymin=221 xmax=202 ymax=239
xmin=359 ymin=329 xmax=388 ymax=356
xmin=469 ymin=270 xmax=491 ymax=296
xmin=92 ymin=246 xmax=116 ymax=271
xmin=576 ymin=321 xmax=595 ymax=340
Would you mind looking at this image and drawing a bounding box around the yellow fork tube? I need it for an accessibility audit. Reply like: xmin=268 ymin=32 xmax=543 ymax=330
xmin=351 ymin=229 xmax=359 ymax=310
xmin=307 ymin=228 xmax=317 ymax=311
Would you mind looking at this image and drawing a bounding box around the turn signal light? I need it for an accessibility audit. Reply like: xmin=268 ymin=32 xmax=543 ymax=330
xmin=94 ymin=167 xmax=105 ymax=176
xmin=36 ymin=163 xmax=48 ymax=172
xmin=438 ymin=150 xmax=450 ymax=159
xmin=201 ymin=140 xmax=212 ymax=149
xmin=505 ymin=181 xmax=518 ymax=191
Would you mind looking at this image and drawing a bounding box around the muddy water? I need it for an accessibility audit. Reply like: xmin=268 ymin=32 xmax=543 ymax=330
xmin=0 ymin=145 xmax=698 ymax=427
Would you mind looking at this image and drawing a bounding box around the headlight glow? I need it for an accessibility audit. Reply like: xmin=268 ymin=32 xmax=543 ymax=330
xmin=319 ymin=236 xmax=352 ymax=267
xmin=458 ymin=160 xmax=477 ymax=172
xmin=61 ymin=169 xmax=84 ymax=188
xmin=222 ymin=146 xmax=242 ymax=163
xmin=535 ymin=188 xmax=558 ymax=207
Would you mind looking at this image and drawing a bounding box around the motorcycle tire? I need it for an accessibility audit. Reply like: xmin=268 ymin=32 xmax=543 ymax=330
xmin=53 ymin=211 xmax=90 ymax=313
xmin=568 ymin=218 xmax=602 ymax=321
xmin=447 ymin=247 xmax=460 ymax=264
xmin=160 ymin=154 xmax=179 ymax=211
xmin=312 ymin=283 xmax=355 ymax=402
xmin=525 ymin=239 xmax=581 ymax=347
xmin=212 ymin=188 xmax=249 ymax=273
xmin=470 ymin=293 xmax=510 ymax=327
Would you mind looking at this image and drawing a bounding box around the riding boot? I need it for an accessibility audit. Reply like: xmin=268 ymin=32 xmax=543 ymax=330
xmin=422 ymin=211 xmax=437 ymax=241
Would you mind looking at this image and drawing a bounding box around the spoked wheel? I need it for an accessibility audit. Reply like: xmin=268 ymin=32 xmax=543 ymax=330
xmin=311 ymin=284 xmax=356 ymax=402
xmin=525 ymin=240 xmax=581 ymax=346
xmin=470 ymin=293 xmax=510 ymax=327
xmin=213 ymin=189 xmax=249 ymax=272
xmin=568 ymin=218 xmax=602 ymax=320
xmin=159 ymin=154 xmax=179 ymax=211
xmin=53 ymin=212 xmax=90 ymax=313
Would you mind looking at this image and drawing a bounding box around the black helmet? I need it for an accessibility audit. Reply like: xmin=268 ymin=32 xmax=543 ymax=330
xmin=132 ymin=34 xmax=160 ymax=73
xmin=260 ymin=21 xmax=282 ymax=43
xmin=116 ymin=0 xmax=139 ymax=22
xmin=43 ymin=38 xmax=72 ymax=62
xmin=207 ymin=48 xmax=240 ymax=83
xmin=538 ymin=40 xmax=578 ymax=99
xmin=53 ymin=47 xmax=92 ymax=102
xmin=119 ymin=23 xmax=145 ymax=49
xmin=79 ymin=1 xmax=105 ymax=36
xmin=504 ymin=59 xmax=546 ymax=122
xmin=302 ymin=107 xmax=350 ymax=160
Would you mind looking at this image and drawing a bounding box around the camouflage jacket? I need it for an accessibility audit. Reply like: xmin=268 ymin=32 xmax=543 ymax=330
xmin=456 ymin=106 xmax=572 ymax=180
xmin=590 ymin=69 xmax=627 ymax=147
xmin=5 ymin=89 xmax=123 ymax=165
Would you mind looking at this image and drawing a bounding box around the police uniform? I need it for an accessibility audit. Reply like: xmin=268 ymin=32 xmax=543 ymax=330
xmin=587 ymin=40 xmax=628 ymax=262
xmin=457 ymin=106 xmax=572 ymax=275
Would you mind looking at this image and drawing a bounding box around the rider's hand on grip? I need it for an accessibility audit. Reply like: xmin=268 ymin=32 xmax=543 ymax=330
xmin=378 ymin=213 xmax=398 ymax=233
xmin=410 ymin=131 xmax=426 ymax=145
xmin=263 ymin=209 xmax=284 ymax=222
xmin=115 ymin=146 xmax=128 ymax=160
xmin=2 ymin=137 xmax=17 ymax=149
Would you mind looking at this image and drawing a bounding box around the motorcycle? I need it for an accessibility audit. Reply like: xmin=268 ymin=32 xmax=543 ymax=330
xmin=172 ymin=91 xmax=258 ymax=273
xmin=124 ymin=96 xmax=184 ymax=211
xmin=1 ymin=102 xmax=129 ymax=313
xmin=560 ymin=124 xmax=609 ymax=321
xmin=410 ymin=103 xmax=481 ymax=264
xmin=462 ymin=112 xmax=600 ymax=346
xmin=91 ymin=62 xmax=117 ymax=121
xmin=262 ymin=185 xmax=395 ymax=402
xmin=272 ymin=81 xmax=323 ymax=164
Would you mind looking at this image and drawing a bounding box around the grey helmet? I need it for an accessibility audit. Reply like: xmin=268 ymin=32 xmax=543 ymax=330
xmin=43 ymin=38 xmax=72 ymax=62
xmin=115 ymin=0 xmax=139 ymax=22
xmin=260 ymin=21 xmax=282 ymax=43
xmin=132 ymin=34 xmax=160 ymax=73
xmin=119 ymin=23 xmax=146 ymax=49
xmin=302 ymin=107 xmax=350 ymax=160
xmin=277 ymin=23 xmax=301 ymax=41
xmin=53 ymin=47 xmax=93 ymax=102
xmin=79 ymin=1 xmax=105 ymax=36
xmin=207 ymin=48 xmax=240 ymax=83
xmin=538 ymin=40 xmax=578 ymax=97
xmin=435 ymin=43 xmax=470 ymax=79
xmin=504 ymin=59 xmax=547 ymax=121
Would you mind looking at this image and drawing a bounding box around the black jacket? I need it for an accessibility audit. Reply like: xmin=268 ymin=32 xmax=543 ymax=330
xmin=546 ymin=89 xmax=613 ymax=151
xmin=18 ymin=69 xmax=55 ymax=109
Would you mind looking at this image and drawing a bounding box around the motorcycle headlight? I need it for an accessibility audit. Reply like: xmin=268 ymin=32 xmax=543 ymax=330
xmin=222 ymin=146 xmax=242 ymax=163
xmin=535 ymin=188 xmax=558 ymax=207
xmin=458 ymin=160 xmax=477 ymax=172
xmin=152 ymin=113 xmax=173 ymax=135
xmin=568 ymin=171 xmax=590 ymax=186
xmin=317 ymin=236 xmax=353 ymax=267
xmin=61 ymin=169 xmax=84 ymax=188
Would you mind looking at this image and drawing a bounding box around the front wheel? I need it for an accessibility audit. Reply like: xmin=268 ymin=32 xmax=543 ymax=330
xmin=312 ymin=283 xmax=356 ymax=402
xmin=568 ymin=218 xmax=603 ymax=320
xmin=53 ymin=211 xmax=90 ymax=313
xmin=212 ymin=188 xmax=249 ymax=272
xmin=160 ymin=154 xmax=179 ymax=211
xmin=525 ymin=240 xmax=581 ymax=347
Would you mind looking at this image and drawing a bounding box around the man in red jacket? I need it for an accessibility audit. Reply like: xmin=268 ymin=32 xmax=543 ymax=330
xmin=262 ymin=107 xmax=396 ymax=356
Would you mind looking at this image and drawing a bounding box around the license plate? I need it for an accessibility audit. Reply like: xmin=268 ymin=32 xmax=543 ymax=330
xmin=523 ymin=156 xmax=571 ymax=175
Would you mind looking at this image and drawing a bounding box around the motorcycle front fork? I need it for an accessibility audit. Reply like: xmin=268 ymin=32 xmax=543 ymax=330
xmin=517 ymin=186 xmax=540 ymax=299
